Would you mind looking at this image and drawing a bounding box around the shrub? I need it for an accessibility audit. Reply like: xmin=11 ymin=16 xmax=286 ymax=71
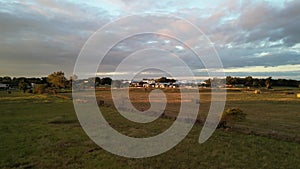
xmin=219 ymin=108 xmax=246 ymax=128
xmin=25 ymin=89 xmax=33 ymax=94
xmin=48 ymin=116 xmax=75 ymax=124
xmin=34 ymin=84 xmax=48 ymax=94
xmin=222 ymin=108 xmax=246 ymax=121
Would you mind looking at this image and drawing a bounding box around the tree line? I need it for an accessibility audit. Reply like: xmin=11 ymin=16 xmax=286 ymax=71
xmin=205 ymin=76 xmax=300 ymax=88
xmin=0 ymin=71 xmax=112 ymax=93
xmin=1 ymin=72 xmax=300 ymax=93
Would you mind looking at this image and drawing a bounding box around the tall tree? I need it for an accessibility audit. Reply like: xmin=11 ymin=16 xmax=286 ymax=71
xmin=155 ymin=77 xmax=176 ymax=83
xmin=245 ymin=76 xmax=253 ymax=87
xmin=67 ymin=74 xmax=78 ymax=88
xmin=100 ymin=77 xmax=112 ymax=85
xmin=95 ymin=77 xmax=101 ymax=86
xmin=47 ymin=71 xmax=67 ymax=89
xmin=265 ymin=77 xmax=272 ymax=89
xmin=204 ymin=78 xmax=211 ymax=87
xmin=3 ymin=76 xmax=12 ymax=83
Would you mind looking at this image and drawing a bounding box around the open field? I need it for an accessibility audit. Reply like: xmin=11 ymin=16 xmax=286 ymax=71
xmin=91 ymin=87 xmax=300 ymax=141
xmin=1 ymin=89 xmax=300 ymax=168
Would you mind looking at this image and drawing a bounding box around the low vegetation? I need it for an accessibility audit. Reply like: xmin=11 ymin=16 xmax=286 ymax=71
xmin=223 ymin=108 xmax=246 ymax=122
xmin=219 ymin=108 xmax=247 ymax=128
xmin=1 ymin=88 xmax=300 ymax=168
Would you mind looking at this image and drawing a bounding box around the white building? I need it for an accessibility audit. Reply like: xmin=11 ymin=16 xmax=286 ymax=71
xmin=0 ymin=83 xmax=9 ymax=89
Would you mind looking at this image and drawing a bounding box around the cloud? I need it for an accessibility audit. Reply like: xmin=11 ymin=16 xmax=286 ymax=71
xmin=223 ymin=64 xmax=300 ymax=73
xmin=0 ymin=0 xmax=299 ymax=79
xmin=0 ymin=0 xmax=112 ymax=76
xmin=235 ymin=0 xmax=300 ymax=47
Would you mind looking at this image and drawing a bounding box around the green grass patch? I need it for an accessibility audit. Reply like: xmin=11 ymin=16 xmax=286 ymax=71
xmin=0 ymin=92 xmax=300 ymax=168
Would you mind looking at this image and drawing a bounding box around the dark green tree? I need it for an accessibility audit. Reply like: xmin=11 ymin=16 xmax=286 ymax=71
xmin=95 ymin=77 xmax=101 ymax=86
xmin=18 ymin=80 xmax=28 ymax=93
xmin=244 ymin=76 xmax=253 ymax=87
xmin=100 ymin=77 xmax=112 ymax=85
xmin=204 ymin=78 xmax=211 ymax=87
xmin=2 ymin=76 xmax=12 ymax=84
xmin=155 ymin=77 xmax=176 ymax=83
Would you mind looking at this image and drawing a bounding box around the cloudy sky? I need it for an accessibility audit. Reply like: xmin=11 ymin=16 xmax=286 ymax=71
xmin=1 ymin=0 xmax=300 ymax=80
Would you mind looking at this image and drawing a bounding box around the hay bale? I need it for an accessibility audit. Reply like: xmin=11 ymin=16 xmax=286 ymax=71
xmin=254 ymin=90 xmax=261 ymax=94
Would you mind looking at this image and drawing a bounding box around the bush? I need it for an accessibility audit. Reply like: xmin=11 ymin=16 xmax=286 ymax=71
xmin=222 ymin=108 xmax=246 ymax=121
xmin=34 ymin=84 xmax=48 ymax=94
xmin=219 ymin=108 xmax=246 ymax=128
xmin=25 ymin=89 xmax=33 ymax=94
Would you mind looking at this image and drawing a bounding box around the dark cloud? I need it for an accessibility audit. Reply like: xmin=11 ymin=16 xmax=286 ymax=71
xmin=234 ymin=0 xmax=300 ymax=46
xmin=220 ymin=51 xmax=300 ymax=68
xmin=0 ymin=0 xmax=299 ymax=79
xmin=0 ymin=1 xmax=111 ymax=76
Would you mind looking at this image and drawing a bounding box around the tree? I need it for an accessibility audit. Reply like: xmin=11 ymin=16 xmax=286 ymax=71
xmin=47 ymin=71 xmax=67 ymax=89
xmin=258 ymin=79 xmax=265 ymax=87
xmin=34 ymin=84 xmax=47 ymax=94
xmin=244 ymin=76 xmax=253 ymax=87
xmin=2 ymin=76 xmax=12 ymax=83
xmin=265 ymin=77 xmax=272 ymax=89
xmin=18 ymin=80 xmax=28 ymax=93
xmin=95 ymin=77 xmax=101 ymax=86
xmin=252 ymin=80 xmax=259 ymax=88
xmin=204 ymin=78 xmax=211 ymax=87
xmin=65 ymin=74 xmax=78 ymax=88
xmin=100 ymin=77 xmax=112 ymax=85
xmin=41 ymin=77 xmax=48 ymax=84
xmin=156 ymin=77 xmax=167 ymax=83
xmin=226 ymin=76 xmax=233 ymax=85
xmin=225 ymin=76 xmax=239 ymax=85
xmin=155 ymin=77 xmax=176 ymax=83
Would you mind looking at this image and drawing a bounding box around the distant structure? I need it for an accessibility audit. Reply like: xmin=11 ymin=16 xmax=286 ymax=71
xmin=0 ymin=83 xmax=9 ymax=90
xmin=130 ymin=78 xmax=179 ymax=88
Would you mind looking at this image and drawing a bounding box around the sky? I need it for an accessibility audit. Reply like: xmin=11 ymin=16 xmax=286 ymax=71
xmin=0 ymin=0 xmax=300 ymax=80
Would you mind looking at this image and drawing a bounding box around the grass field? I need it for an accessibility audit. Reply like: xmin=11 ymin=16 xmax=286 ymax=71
xmin=0 ymin=89 xmax=300 ymax=168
